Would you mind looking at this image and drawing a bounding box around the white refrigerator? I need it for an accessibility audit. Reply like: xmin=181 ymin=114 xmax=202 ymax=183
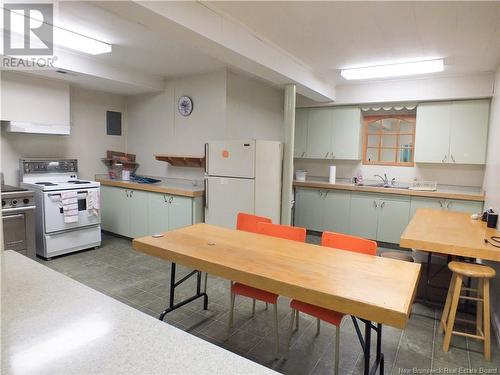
xmin=205 ymin=140 xmax=283 ymax=228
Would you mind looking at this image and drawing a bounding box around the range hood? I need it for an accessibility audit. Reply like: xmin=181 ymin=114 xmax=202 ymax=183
xmin=2 ymin=121 xmax=70 ymax=135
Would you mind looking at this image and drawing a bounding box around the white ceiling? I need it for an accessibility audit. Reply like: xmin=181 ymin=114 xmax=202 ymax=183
xmin=209 ymin=1 xmax=500 ymax=84
xmin=29 ymin=1 xmax=226 ymax=93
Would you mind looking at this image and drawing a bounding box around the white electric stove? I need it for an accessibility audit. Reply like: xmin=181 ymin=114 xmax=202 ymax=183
xmin=20 ymin=158 xmax=101 ymax=259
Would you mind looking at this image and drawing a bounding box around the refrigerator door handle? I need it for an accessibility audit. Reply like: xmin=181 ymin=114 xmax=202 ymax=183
xmin=204 ymin=178 xmax=208 ymax=208
xmin=204 ymin=142 xmax=209 ymax=173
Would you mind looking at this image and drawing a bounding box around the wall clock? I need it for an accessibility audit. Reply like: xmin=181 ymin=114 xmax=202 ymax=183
xmin=178 ymin=96 xmax=193 ymax=117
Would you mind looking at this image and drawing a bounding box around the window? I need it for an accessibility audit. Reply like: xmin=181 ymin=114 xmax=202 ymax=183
xmin=362 ymin=115 xmax=416 ymax=166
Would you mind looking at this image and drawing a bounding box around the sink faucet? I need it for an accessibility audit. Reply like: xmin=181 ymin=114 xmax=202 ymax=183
xmin=374 ymin=174 xmax=389 ymax=187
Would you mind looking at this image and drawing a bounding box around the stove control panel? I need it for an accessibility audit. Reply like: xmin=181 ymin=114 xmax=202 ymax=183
xmin=2 ymin=196 xmax=34 ymax=209
xmin=21 ymin=159 xmax=78 ymax=174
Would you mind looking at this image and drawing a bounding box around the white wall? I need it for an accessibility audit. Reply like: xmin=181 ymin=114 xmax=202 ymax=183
xmin=226 ymin=71 xmax=284 ymax=141
xmin=1 ymin=87 xmax=127 ymax=185
xmin=294 ymin=159 xmax=485 ymax=187
xmin=126 ymin=69 xmax=284 ymax=179
xmin=297 ymin=73 xmax=495 ymax=107
xmin=482 ymin=66 xmax=500 ymax=344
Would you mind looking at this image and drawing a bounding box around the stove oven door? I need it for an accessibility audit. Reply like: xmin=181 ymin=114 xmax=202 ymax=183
xmin=43 ymin=188 xmax=101 ymax=233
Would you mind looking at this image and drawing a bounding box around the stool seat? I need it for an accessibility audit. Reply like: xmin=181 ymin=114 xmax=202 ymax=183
xmin=448 ymin=261 xmax=496 ymax=279
xmin=380 ymin=251 xmax=414 ymax=262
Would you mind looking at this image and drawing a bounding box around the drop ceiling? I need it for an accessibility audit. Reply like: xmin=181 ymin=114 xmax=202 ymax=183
xmin=208 ymin=1 xmax=500 ymax=84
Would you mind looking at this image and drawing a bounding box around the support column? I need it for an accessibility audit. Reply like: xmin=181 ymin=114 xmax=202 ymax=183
xmin=281 ymin=84 xmax=296 ymax=225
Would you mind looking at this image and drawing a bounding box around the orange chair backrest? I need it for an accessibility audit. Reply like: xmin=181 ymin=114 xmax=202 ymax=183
xmin=321 ymin=231 xmax=377 ymax=255
xmin=256 ymin=222 xmax=307 ymax=243
xmin=236 ymin=212 xmax=272 ymax=233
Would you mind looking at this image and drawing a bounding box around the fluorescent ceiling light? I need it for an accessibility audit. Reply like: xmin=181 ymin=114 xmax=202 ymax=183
xmin=340 ymin=59 xmax=444 ymax=80
xmin=7 ymin=8 xmax=112 ymax=55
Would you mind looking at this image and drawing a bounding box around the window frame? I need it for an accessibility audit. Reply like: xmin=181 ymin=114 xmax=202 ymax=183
xmin=362 ymin=114 xmax=416 ymax=167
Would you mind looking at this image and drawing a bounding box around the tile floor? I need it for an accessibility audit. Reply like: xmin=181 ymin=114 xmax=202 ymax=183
xmin=37 ymin=233 xmax=499 ymax=375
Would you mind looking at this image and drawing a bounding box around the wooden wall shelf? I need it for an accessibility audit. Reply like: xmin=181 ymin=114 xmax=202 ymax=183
xmin=155 ymin=154 xmax=205 ymax=168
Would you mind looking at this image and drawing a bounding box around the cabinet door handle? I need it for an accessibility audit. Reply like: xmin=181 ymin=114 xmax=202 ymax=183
xmin=381 ymin=201 xmax=385 ymax=208
xmin=163 ymin=195 xmax=168 ymax=203
xmin=324 ymin=191 xmax=329 ymax=198
xmin=319 ymin=191 xmax=323 ymax=198
xmin=324 ymin=152 xmax=329 ymax=158
xmin=129 ymin=190 xmax=134 ymax=197
xmin=446 ymin=201 xmax=451 ymax=209
xmin=451 ymin=154 xmax=456 ymax=163
xmin=169 ymin=196 xmax=173 ymax=204
xmin=373 ymin=200 xmax=378 ymax=208
xmin=442 ymin=155 xmax=447 ymax=163
xmin=125 ymin=190 xmax=129 ymax=198
xmin=439 ymin=200 xmax=443 ymax=208
xmin=301 ymin=152 xmax=305 ymax=157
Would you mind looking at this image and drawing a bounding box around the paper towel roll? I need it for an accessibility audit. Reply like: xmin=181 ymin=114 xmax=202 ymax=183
xmin=329 ymin=166 xmax=336 ymax=184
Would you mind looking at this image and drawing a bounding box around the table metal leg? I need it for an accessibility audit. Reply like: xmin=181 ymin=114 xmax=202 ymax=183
xmin=159 ymin=262 xmax=209 ymax=321
xmin=351 ymin=316 xmax=384 ymax=375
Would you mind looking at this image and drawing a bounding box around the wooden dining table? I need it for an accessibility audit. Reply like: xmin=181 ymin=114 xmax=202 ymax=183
xmin=400 ymin=208 xmax=500 ymax=303
xmin=401 ymin=208 xmax=500 ymax=262
xmin=133 ymin=223 xmax=421 ymax=375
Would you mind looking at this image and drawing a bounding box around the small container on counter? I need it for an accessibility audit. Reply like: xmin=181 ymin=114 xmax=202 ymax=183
xmin=295 ymin=170 xmax=307 ymax=182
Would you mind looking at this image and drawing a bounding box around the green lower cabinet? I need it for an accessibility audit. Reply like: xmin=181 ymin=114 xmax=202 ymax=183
xmin=128 ymin=190 xmax=149 ymax=238
xmin=294 ymin=188 xmax=325 ymax=231
xmin=100 ymin=185 xmax=126 ymax=233
xmin=169 ymin=195 xmax=193 ymax=230
xmin=376 ymin=196 xmax=410 ymax=244
xmin=409 ymin=196 xmax=483 ymax=219
xmin=348 ymin=193 xmax=379 ymax=240
xmin=323 ymin=190 xmax=351 ymax=233
xmin=101 ymin=186 xmax=199 ymax=238
xmin=148 ymin=193 xmax=170 ymax=234
xmin=409 ymin=197 xmax=444 ymax=218
xmin=446 ymin=199 xmax=483 ymax=213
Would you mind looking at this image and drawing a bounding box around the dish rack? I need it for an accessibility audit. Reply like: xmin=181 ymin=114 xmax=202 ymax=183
xmin=408 ymin=180 xmax=437 ymax=191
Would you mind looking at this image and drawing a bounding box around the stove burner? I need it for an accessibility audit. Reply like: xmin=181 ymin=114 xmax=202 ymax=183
xmin=35 ymin=182 xmax=58 ymax=186
xmin=67 ymin=180 xmax=91 ymax=184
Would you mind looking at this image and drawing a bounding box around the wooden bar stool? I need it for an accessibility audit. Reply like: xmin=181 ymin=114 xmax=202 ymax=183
xmin=440 ymin=261 xmax=496 ymax=360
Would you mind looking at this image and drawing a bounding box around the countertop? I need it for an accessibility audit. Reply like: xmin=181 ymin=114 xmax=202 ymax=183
xmin=1 ymin=251 xmax=276 ymax=375
xmin=400 ymin=208 xmax=500 ymax=261
xmin=293 ymin=177 xmax=485 ymax=202
xmin=95 ymin=175 xmax=204 ymax=198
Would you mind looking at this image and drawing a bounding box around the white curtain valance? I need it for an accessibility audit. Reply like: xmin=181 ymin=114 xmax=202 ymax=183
xmin=361 ymin=104 xmax=417 ymax=112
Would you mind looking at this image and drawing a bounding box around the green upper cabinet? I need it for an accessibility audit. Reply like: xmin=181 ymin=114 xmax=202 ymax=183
xmin=295 ymin=106 xmax=362 ymax=160
xmin=306 ymin=108 xmax=333 ymax=159
xmin=449 ymin=100 xmax=490 ymax=164
xmin=294 ymin=108 xmax=309 ymax=158
xmin=415 ymin=100 xmax=489 ymax=164
xmin=330 ymin=107 xmax=362 ymax=160
xmin=415 ymin=102 xmax=452 ymax=163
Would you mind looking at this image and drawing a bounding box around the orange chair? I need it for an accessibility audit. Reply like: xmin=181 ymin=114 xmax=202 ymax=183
xmin=236 ymin=212 xmax=272 ymax=232
xmin=228 ymin=221 xmax=306 ymax=357
xmin=285 ymin=231 xmax=377 ymax=374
